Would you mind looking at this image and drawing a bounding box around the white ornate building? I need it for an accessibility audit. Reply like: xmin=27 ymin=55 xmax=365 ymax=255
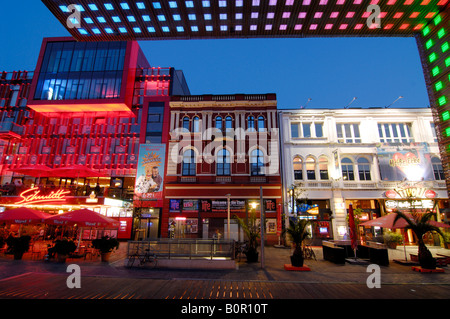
xmin=279 ymin=107 xmax=448 ymax=244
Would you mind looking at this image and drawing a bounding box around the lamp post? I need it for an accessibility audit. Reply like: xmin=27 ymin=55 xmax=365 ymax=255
xmin=260 ymin=186 xmax=264 ymax=269
xmin=226 ymin=194 xmax=231 ymax=240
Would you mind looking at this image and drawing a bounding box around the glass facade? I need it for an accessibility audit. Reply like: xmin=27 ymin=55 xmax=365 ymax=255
xmin=34 ymin=41 xmax=127 ymax=101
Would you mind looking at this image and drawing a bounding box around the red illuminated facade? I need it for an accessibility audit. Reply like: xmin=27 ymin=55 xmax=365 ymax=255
xmin=163 ymin=94 xmax=283 ymax=244
xmin=0 ymin=37 xmax=190 ymax=239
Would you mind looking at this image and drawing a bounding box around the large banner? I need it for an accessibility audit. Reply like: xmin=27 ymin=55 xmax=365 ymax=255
xmin=377 ymin=142 xmax=434 ymax=181
xmin=135 ymin=144 xmax=165 ymax=200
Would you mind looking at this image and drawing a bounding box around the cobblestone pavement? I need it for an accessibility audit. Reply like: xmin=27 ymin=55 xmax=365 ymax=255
xmin=0 ymin=243 xmax=448 ymax=305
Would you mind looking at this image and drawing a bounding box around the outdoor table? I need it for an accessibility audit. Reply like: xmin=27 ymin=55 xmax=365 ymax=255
xmin=359 ymin=242 xmax=389 ymax=266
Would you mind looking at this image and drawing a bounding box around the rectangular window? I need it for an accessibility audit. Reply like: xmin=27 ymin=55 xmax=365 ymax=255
xmin=291 ymin=123 xmax=299 ymax=138
xmin=378 ymin=123 xmax=414 ymax=143
xmin=302 ymin=123 xmax=311 ymax=138
xmin=336 ymin=124 xmax=361 ymax=143
xmin=315 ymin=123 xmax=323 ymax=137
xmin=291 ymin=121 xmax=324 ymax=138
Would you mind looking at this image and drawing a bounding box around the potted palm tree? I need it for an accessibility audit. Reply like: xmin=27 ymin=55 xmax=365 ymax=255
xmin=6 ymin=235 xmax=31 ymax=260
xmin=53 ymin=238 xmax=76 ymax=262
xmin=284 ymin=218 xmax=311 ymax=267
xmin=394 ymin=210 xmax=446 ymax=270
xmin=235 ymin=213 xmax=260 ymax=263
xmin=92 ymin=236 xmax=120 ymax=262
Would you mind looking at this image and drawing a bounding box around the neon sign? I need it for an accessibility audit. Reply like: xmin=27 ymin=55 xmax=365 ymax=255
xmin=16 ymin=187 xmax=70 ymax=205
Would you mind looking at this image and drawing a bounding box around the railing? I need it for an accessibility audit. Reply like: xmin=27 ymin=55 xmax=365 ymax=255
xmin=127 ymin=239 xmax=235 ymax=260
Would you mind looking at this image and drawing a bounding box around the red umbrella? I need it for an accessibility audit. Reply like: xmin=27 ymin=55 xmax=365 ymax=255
xmin=348 ymin=204 xmax=358 ymax=251
xmin=8 ymin=165 xmax=54 ymax=177
xmin=44 ymin=208 xmax=119 ymax=228
xmin=0 ymin=207 xmax=51 ymax=224
xmin=51 ymin=165 xmax=106 ymax=178
xmin=360 ymin=213 xmax=450 ymax=229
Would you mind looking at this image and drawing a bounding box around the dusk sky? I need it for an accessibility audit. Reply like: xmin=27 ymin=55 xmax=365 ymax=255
xmin=0 ymin=0 xmax=430 ymax=109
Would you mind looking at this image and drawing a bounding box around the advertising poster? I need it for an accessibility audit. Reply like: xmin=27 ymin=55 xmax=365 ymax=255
xmin=135 ymin=144 xmax=165 ymax=200
xmin=377 ymin=142 xmax=434 ymax=181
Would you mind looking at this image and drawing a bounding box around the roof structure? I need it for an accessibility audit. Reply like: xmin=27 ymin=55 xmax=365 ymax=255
xmin=42 ymin=0 xmax=448 ymax=41
xmin=38 ymin=0 xmax=450 ymax=197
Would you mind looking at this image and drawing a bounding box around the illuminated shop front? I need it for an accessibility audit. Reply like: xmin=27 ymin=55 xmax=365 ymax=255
xmin=281 ymin=108 xmax=449 ymax=243
xmin=167 ymin=196 xmax=281 ymax=243
xmin=0 ymin=188 xmax=133 ymax=239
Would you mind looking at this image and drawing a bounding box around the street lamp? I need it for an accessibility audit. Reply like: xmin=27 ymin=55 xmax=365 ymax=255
xmin=226 ymin=194 xmax=231 ymax=240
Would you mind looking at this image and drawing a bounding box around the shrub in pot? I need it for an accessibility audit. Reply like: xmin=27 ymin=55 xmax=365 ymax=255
xmin=6 ymin=235 xmax=31 ymax=260
xmin=53 ymin=238 xmax=76 ymax=262
xmin=284 ymin=218 xmax=311 ymax=267
xmin=383 ymin=231 xmax=403 ymax=249
xmin=92 ymin=236 xmax=120 ymax=262
xmin=235 ymin=213 xmax=260 ymax=263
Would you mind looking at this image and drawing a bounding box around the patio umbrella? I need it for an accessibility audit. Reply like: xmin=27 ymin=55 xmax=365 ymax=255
xmin=44 ymin=208 xmax=119 ymax=228
xmin=360 ymin=213 xmax=450 ymax=260
xmin=44 ymin=208 xmax=119 ymax=250
xmin=51 ymin=165 xmax=107 ymax=178
xmin=348 ymin=204 xmax=358 ymax=259
xmin=8 ymin=165 xmax=54 ymax=178
xmin=0 ymin=207 xmax=51 ymax=224
xmin=0 ymin=207 xmax=52 ymax=236
xmin=360 ymin=213 xmax=450 ymax=229
xmin=9 ymin=165 xmax=55 ymax=184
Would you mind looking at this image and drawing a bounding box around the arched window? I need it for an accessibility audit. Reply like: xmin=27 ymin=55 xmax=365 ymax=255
xmin=225 ymin=116 xmax=233 ymax=132
xmin=215 ymin=116 xmax=222 ymax=131
xmin=193 ymin=116 xmax=200 ymax=132
xmin=248 ymin=116 xmax=255 ymax=132
xmin=319 ymin=156 xmax=329 ymax=180
xmin=306 ymin=157 xmax=316 ymax=180
xmin=258 ymin=116 xmax=265 ymax=132
xmin=182 ymin=149 xmax=196 ymax=176
xmin=250 ymin=149 xmax=264 ymax=176
xmin=341 ymin=158 xmax=354 ymax=180
xmin=432 ymin=157 xmax=445 ymax=180
xmin=217 ymin=149 xmax=231 ymax=176
xmin=182 ymin=116 xmax=190 ymax=131
xmin=293 ymin=157 xmax=303 ymax=180
xmin=357 ymin=157 xmax=371 ymax=181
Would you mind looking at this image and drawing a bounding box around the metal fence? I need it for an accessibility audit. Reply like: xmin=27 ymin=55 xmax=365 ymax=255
xmin=127 ymin=239 xmax=235 ymax=260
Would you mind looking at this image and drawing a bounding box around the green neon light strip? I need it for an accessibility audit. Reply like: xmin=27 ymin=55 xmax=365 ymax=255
xmin=443 ymin=111 xmax=450 ymax=121
xmin=439 ymin=96 xmax=447 ymax=106
xmin=429 ymin=52 xmax=437 ymax=62
xmin=426 ymin=39 xmax=434 ymax=49
xmin=434 ymin=14 xmax=442 ymax=26
xmin=446 ymin=57 xmax=450 ymax=67
xmin=443 ymin=42 xmax=449 ymax=53
xmin=446 ymin=127 xmax=450 ymax=137
xmin=435 ymin=81 xmax=443 ymax=91
xmin=437 ymin=28 xmax=446 ymax=39
xmin=432 ymin=66 xmax=440 ymax=76
xmin=423 ymin=26 xmax=430 ymax=37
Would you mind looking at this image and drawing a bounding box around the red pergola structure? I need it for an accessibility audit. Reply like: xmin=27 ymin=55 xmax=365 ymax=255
xmin=42 ymin=0 xmax=449 ymax=196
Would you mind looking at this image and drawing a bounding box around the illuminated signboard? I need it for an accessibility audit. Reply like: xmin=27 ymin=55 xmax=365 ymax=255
xmin=377 ymin=143 xmax=434 ymax=182
xmin=16 ymin=187 xmax=70 ymax=205
xmin=385 ymin=188 xmax=437 ymax=199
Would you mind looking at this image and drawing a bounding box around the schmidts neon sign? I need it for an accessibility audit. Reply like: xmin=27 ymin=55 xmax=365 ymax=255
xmin=16 ymin=187 xmax=71 ymax=205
